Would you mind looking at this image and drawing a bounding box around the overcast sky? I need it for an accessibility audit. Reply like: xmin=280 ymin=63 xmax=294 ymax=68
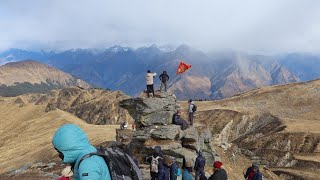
xmin=0 ymin=0 xmax=319 ymax=53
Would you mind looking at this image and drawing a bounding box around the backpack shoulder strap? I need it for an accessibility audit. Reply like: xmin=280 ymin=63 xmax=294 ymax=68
xmin=77 ymin=151 xmax=105 ymax=169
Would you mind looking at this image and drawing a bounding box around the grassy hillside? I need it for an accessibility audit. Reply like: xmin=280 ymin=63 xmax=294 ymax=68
xmin=179 ymin=79 xmax=320 ymax=179
xmin=0 ymin=98 xmax=118 ymax=174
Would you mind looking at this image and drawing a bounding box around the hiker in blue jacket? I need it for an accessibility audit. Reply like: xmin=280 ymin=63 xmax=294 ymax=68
xmin=170 ymin=159 xmax=181 ymax=180
xmin=52 ymin=124 xmax=111 ymax=180
xmin=194 ymin=151 xmax=206 ymax=180
xmin=182 ymin=161 xmax=193 ymax=180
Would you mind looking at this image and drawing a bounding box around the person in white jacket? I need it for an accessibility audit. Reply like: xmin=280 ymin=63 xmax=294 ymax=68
xmin=146 ymin=70 xmax=157 ymax=98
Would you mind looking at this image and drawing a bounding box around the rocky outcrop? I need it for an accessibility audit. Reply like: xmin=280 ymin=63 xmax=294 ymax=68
xmin=150 ymin=125 xmax=181 ymax=140
xmin=120 ymin=91 xmax=216 ymax=176
xmin=119 ymin=92 xmax=177 ymax=127
xmin=116 ymin=129 xmax=134 ymax=143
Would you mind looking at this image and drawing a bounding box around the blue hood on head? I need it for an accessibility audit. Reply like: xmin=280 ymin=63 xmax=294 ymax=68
xmin=52 ymin=124 xmax=93 ymax=163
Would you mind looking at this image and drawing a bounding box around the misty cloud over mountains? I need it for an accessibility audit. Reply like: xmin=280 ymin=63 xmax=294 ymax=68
xmin=1 ymin=0 xmax=320 ymax=53
xmin=1 ymin=45 xmax=320 ymax=99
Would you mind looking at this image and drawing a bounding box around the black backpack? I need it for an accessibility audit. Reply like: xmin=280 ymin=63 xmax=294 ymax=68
xmin=78 ymin=146 xmax=142 ymax=180
xmin=192 ymin=104 xmax=197 ymax=112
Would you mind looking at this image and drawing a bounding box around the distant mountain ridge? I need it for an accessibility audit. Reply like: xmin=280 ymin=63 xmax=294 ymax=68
xmin=1 ymin=45 xmax=319 ymax=99
xmin=0 ymin=60 xmax=91 ymax=96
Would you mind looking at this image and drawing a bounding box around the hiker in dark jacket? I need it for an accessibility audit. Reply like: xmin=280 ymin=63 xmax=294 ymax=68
xmin=244 ymin=163 xmax=262 ymax=180
xmin=182 ymin=161 xmax=193 ymax=180
xmin=172 ymin=110 xmax=189 ymax=130
xmin=194 ymin=151 xmax=206 ymax=180
xmin=146 ymin=146 xmax=164 ymax=180
xmin=159 ymin=71 xmax=170 ymax=92
xmin=159 ymin=155 xmax=173 ymax=180
xmin=200 ymin=174 xmax=208 ymax=180
xmin=208 ymin=161 xmax=227 ymax=180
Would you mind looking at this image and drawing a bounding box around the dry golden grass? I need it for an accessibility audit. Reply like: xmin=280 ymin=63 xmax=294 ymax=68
xmin=0 ymin=61 xmax=90 ymax=88
xmin=0 ymin=101 xmax=118 ymax=174
xmin=282 ymin=118 xmax=320 ymax=133
xmin=181 ymin=79 xmax=320 ymax=129
xmin=269 ymin=167 xmax=319 ymax=180
xmin=179 ymin=80 xmax=320 ymax=179
xmin=293 ymin=153 xmax=320 ymax=163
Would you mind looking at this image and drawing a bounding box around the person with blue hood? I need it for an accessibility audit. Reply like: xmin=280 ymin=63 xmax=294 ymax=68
xmin=52 ymin=124 xmax=111 ymax=180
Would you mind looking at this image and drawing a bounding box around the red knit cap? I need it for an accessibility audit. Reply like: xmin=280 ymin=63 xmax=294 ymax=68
xmin=213 ymin=161 xmax=222 ymax=169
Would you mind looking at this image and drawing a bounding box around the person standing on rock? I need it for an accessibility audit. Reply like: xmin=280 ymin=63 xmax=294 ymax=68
xmin=188 ymin=99 xmax=196 ymax=125
xmin=52 ymin=124 xmax=112 ymax=180
xmin=208 ymin=161 xmax=227 ymax=180
xmin=243 ymin=163 xmax=262 ymax=180
xmin=146 ymin=146 xmax=164 ymax=180
xmin=182 ymin=161 xmax=193 ymax=180
xmin=159 ymin=71 xmax=170 ymax=92
xmin=194 ymin=151 xmax=206 ymax=180
xmin=146 ymin=70 xmax=157 ymax=98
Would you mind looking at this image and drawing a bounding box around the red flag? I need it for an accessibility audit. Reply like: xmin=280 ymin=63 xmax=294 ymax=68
xmin=176 ymin=61 xmax=192 ymax=74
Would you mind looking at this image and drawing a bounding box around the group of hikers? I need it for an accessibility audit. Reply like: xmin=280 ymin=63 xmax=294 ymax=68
xmin=52 ymin=69 xmax=263 ymax=180
xmin=172 ymin=98 xmax=196 ymax=130
xmin=146 ymin=70 xmax=169 ymax=98
xmin=145 ymin=146 xmax=229 ymax=180
xmin=53 ymin=124 xmax=262 ymax=180
xmin=147 ymin=69 xmax=196 ymax=129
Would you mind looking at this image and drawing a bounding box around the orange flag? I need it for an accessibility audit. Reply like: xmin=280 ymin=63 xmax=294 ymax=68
xmin=176 ymin=61 xmax=192 ymax=74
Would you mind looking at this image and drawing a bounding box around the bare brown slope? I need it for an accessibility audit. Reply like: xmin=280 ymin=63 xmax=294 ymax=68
xmin=30 ymin=87 xmax=133 ymax=124
xmin=180 ymin=79 xmax=320 ymax=179
xmin=0 ymin=100 xmax=118 ymax=174
xmin=201 ymin=79 xmax=320 ymax=122
xmin=0 ymin=60 xmax=91 ymax=88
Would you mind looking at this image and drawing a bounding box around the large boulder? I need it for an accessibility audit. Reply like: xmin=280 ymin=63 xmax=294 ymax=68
xmin=119 ymin=92 xmax=177 ymax=127
xmin=151 ymin=125 xmax=182 ymax=140
xmin=140 ymin=111 xmax=175 ymax=126
xmin=132 ymin=127 xmax=152 ymax=142
xmin=182 ymin=141 xmax=201 ymax=151
xmin=166 ymin=147 xmax=198 ymax=164
xmin=181 ymin=126 xmax=199 ymax=142
xmin=144 ymin=139 xmax=182 ymax=151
